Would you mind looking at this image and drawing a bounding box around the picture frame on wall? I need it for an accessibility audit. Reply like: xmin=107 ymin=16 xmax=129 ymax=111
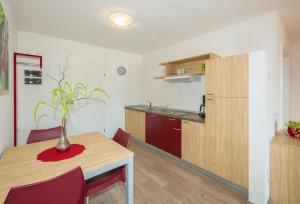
xmin=0 ymin=2 xmax=9 ymax=96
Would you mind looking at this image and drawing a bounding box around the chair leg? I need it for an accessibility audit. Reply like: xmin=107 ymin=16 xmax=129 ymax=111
xmin=124 ymin=182 xmax=127 ymax=195
xmin=86 ymin=196 xmax=90 ymax=204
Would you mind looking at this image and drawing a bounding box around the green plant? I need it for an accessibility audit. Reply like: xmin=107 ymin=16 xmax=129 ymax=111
xmin=285 ymin=120 xmax=300 ymax=129
xmin=34 ymin=55 xmax=108 ymax=123
xmin=0 ymin=4 xmax=5 ymax=25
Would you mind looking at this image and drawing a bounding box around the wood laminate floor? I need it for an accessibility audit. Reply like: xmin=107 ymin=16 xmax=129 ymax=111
xmin=90 ymin=140 xmax=248 ymax=204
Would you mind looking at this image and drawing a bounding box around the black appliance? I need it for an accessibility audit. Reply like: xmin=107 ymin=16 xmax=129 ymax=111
xmin=199 ymin=95 xmax=205 ymax=118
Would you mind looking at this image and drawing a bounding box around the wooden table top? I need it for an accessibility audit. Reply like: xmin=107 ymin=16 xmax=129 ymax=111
xmin=0 ymin=132 xmax=134 ymax=203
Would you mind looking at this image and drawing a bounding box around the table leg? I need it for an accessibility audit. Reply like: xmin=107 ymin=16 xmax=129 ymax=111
xmin=126 ymin=157 xmax=134 ymax=204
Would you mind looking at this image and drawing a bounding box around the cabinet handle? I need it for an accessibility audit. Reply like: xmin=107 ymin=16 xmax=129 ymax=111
xmin=168 ymin=118 xmax=176 ymax=121
xmin=207 ymin=99 xmax=214 ymax=101
xmin=151 ymin=114 xmax=156 ymax=117
xmin=206 ymin=94 xmax=214 ymax=95
xmin=173 ymin=128 xmax=181 ymax=131
xmin=182 ymin=121 xmax=189 ymax=124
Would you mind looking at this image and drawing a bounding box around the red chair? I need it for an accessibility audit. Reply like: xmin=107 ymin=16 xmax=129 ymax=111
xmin=4 ymin=167 xmax=85 ymax=204
xmin=85 ymin=128 xmax=130 ymax=202
xmin=27 ymin=126 xmax=62 ymax=144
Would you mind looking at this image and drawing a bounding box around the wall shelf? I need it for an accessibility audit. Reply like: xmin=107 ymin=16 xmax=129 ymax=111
xmin=16 ymin=62 xmax=41 ymax=67
xmin=154 ymin=53 xmax=220 ymax=81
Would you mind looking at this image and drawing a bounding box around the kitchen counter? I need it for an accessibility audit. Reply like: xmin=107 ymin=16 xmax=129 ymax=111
xmin=271 ymin=130 xmax=300 ymax=148
xmin=125 ymin=105 xmax=205 ymax=123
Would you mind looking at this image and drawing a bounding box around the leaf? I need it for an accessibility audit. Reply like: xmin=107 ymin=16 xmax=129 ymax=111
xmin=33 ymin=101 xmax=48 ymax=122
xmin=51 ymin=87 xmax=63 ymax=106
xmin=64 ymin=81 xmax=73 ymax=94
xmin=74 ymin=82 xmax=87 ymax=90
xmin=286 ymin=120 xmax=300 ymax=129
xmin=74 ymin=82 xmax=88 ymax=97
xmin=90 ymin=87 xmax=109 ymax=97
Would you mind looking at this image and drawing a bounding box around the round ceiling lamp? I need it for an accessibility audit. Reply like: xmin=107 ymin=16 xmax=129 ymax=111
xmin=109 ymin=13 xmax=132 ymax=27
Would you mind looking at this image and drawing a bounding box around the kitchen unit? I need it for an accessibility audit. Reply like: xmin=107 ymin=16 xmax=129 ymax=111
xmin=125 ymin=106 xmax=204 ymax=158
xmin=181 ymin=120 xmax=205 ymax=168
xmin=125 ymin=52 xmax=249 ymax=189
xmin=270 ymin=131 xmax=300 ymax=204
xmin=125 ymin=109 xmax=145 ymax=142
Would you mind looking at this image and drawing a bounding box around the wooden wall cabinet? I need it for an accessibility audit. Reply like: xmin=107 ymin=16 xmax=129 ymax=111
xmin=181 ymin=120 xmax=205 ymax=168
xmin=206 ymin=54 xmax=248 ymax=98
xmin=270 ymin=133 xmax=300 ymax=204
xmin=125 ymin=109 xmax=145 ymax=142
xmin=205 ymin=59 xmax=217 ymax=96
xmin=154 ymin=53 xmax=220 ymax=79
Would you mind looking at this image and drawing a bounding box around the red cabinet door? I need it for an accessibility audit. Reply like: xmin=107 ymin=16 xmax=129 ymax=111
xmin=146 ymin=113 xmax=181 ymax=158
xmin=146 ymin=113 xmax=164 ymax=149
xmin=163 ymin=117 xmax=181 ymax=158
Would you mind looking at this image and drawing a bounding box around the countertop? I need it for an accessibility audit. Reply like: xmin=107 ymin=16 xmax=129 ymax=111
xmin=271 ymin=130 xmax=300 ymax=148
xmin=125 ymin=105 xmax=205 ymax=123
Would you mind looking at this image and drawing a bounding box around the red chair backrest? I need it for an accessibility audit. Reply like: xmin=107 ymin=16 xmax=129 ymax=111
xmin=113 ymin=128 xmax=130 ymax=148
xmin=27 ymin=126 xmax=62 ymax=144
xmin=113 ymin=128 xmax=130 ymax=182
xmin=4 ymin=167 xmax=85 ymax=204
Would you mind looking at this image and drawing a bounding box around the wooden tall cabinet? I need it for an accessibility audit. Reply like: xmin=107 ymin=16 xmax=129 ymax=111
xmin=182 ymin=120 xmax=205 ymax=168
xmin=125 ymin=109 xmax=145 ymax=142
xmin=206 ymin=54 xmax=248 ymax=98
xmin=204 ymin=54 xmax=249 ymax=188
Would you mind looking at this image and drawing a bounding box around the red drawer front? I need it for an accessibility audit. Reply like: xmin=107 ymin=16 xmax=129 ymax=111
xmin=165 ymin=117 xmax=181 ymax=128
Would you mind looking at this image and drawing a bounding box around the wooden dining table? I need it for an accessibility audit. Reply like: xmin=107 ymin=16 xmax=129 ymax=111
xmin=0 ymin=132 xmax=134 ymax=204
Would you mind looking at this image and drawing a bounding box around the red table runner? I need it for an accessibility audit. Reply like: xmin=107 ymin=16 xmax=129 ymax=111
xmin=37 ymin=144 xmax=85 ymax=162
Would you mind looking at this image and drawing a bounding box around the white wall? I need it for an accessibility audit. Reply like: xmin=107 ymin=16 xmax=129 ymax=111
xmin=290 ymin=43 xmax=300 ymax=120
xmin=140 ymin=12 xmax=289 ymax=204
xmin=249 ymin=50 xmax=268 ymax=204
xmin=282 ymin=58 xmax=290 ymax=125
xmin=17 ymin=31 xmax=142 ymax=144
xmin=0 ymin=0 xmax=17 ymax=154
xmin=277 ymin=17 xmax=291 ymax=128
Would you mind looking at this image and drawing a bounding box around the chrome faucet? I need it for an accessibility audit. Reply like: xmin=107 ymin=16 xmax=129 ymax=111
xmin=147 ymin=101 xmax=152 ymax=110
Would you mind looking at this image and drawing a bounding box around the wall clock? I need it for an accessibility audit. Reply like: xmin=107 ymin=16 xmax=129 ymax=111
xmin=117 ymin=66 xmax=126 ymax=76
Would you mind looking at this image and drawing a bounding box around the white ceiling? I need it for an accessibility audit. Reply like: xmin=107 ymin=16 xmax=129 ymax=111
xmin=10 ymin=0 xmax=300 ymax=54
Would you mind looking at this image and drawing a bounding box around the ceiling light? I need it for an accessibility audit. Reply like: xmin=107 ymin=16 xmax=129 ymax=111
xmin=110 ymin=13 xmax=132 ymax=27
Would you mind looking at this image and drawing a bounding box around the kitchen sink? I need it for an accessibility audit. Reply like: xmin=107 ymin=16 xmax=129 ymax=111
xmin=127 ymin=105 xmax=190 ymax=117
xmin=129 ymin=105 xmax=149 ymax=111
xmin=162 ymin=110 xmax=190 ymax=116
